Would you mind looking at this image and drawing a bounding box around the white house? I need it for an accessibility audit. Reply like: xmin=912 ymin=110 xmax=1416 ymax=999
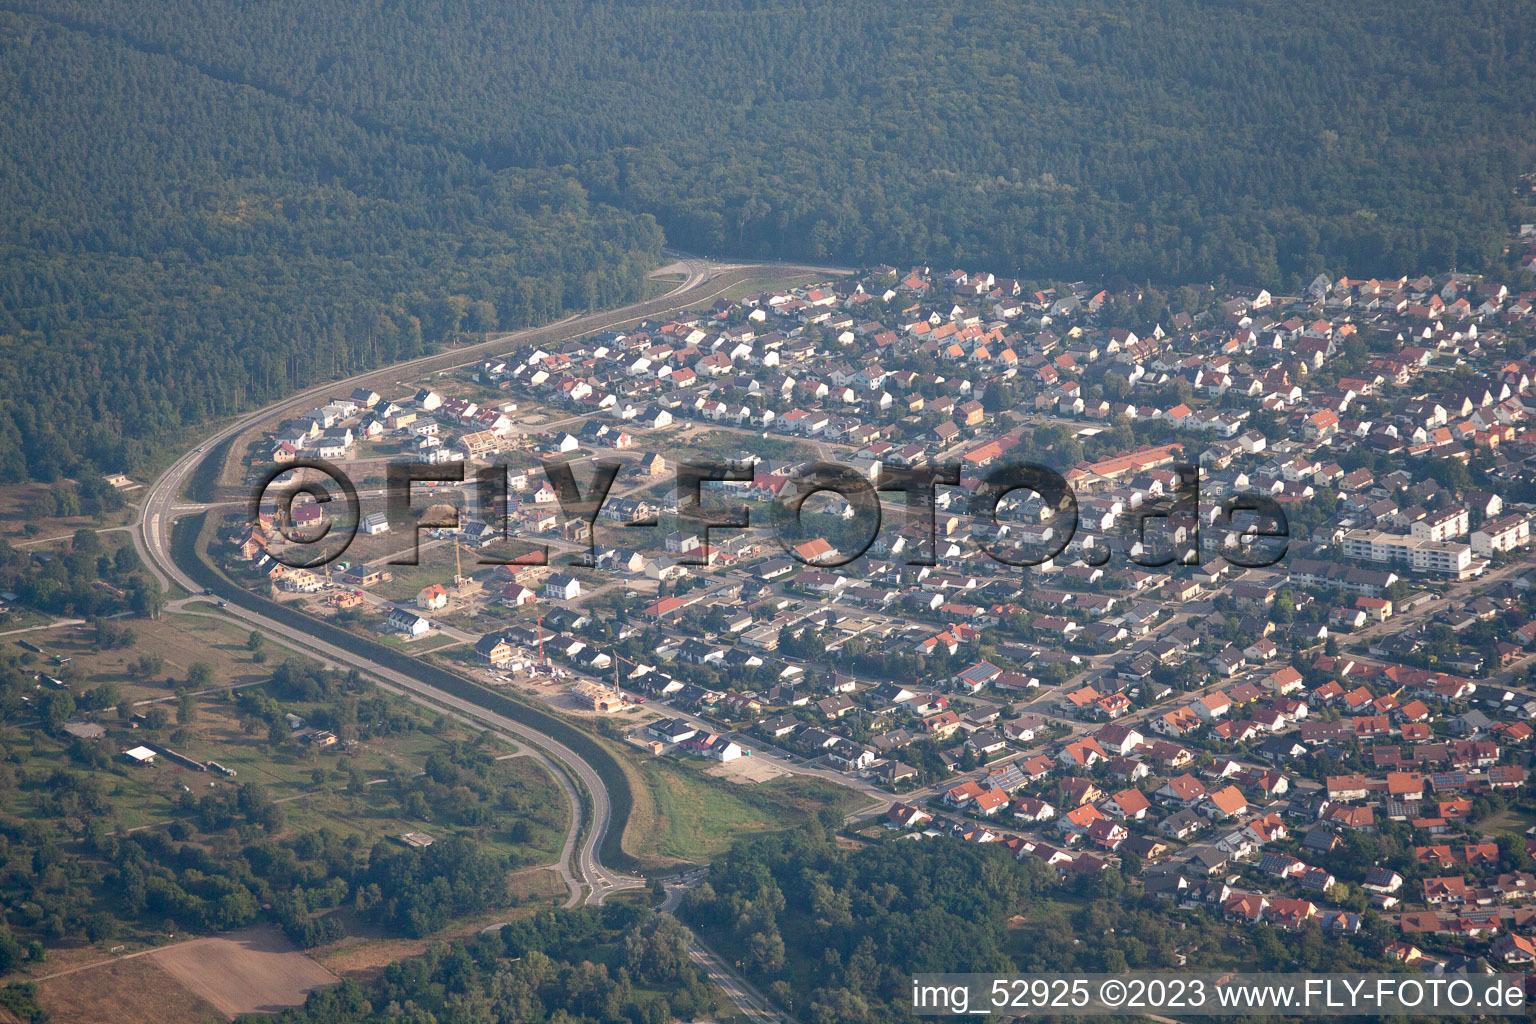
xmin=385 ymin=608 xmax=432 ymax=637
xmin=545 ymin=573 xmax=582 ymax=601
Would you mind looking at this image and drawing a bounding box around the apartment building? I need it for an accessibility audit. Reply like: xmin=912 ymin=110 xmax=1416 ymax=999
xmin=1472 ymin=515 xmax=1531 ymax=557
xmin=1341 ymin=529 xmax=1477 ymax=579
xmin=1409 ymin=508 xmax=1469 ymax=542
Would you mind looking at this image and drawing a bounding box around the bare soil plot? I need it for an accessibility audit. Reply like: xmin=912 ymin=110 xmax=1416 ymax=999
xmin=151 ymin=925 xmax=338 ymax=1018
xmin=35 ymin=953 xmax=223 ymax=1024
xmin=706 ymin=755 xmax=787 ymax=784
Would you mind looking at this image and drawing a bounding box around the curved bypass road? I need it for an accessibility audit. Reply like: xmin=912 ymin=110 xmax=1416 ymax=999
xmin=166 ymin=586 xmax=626 ymax=907
xmin=135 ymin=256 xmax=767 ymax=900
xmin=134 ymin=256 xmax=842 ymax=1017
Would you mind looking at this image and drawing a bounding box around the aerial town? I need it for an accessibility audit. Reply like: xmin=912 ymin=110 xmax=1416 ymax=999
xmin=222 ymin=226 xmax=1536 ymax=973
xmin=16 ymin=5 xmax=1536 ymax=1020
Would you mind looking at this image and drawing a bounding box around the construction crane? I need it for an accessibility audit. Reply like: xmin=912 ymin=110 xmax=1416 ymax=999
xmin=610 ymin=652 xmax=648 ymax=704
xmin=452 ymin=537 xmax=471 ymax=589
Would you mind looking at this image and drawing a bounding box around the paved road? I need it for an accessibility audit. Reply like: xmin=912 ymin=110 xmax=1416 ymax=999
xmin=659 ymin=883 xmax=795 ymax=1024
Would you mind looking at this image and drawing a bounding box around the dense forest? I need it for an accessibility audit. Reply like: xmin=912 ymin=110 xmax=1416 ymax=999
xmin=680 ymin=826 xmax=1443 ymax=1024
xmin=22 ymin=0 xmax=1536 ymax=287
xmin=0 ymin=6 xmax=662 ymax=483
xmin=3 ymin=0 xmax=1535 ymax=483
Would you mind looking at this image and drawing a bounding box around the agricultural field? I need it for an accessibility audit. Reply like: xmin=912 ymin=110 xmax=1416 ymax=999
xmin=151 ymin=926 xmax=337 ymax=1018
xmin=32 ymin=924 xmax=336 ymax=1024
xmin=33 ymin=953 xmax=223 ymax=1024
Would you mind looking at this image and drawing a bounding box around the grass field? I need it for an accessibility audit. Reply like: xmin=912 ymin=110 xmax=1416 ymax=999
xmin=36 ymin=609 xmax=275 ymax=704
xmin=4 ymin=673 xmax=569 ymax=863
xmin=624 ymin=757 xmax=869 ymax=868
xmin=643 ymin=271 xmax=687 ymax=300
xmin=310 ymin=866 xmax=567 ymax=979
xmin=1476 ymin=809 xmax=1536 ymax=838
xmin=709 ymin=272 xmax=836 ymax=305
xmin=684 ymin=428 xmax=818 ymax=463
xmin=0 ymin=484 xmax=137 ymax=544
xmin=2 ymin=593 xmax=570 ymax=965
xmin=0 ymin=607 xmax=54 ymax=633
